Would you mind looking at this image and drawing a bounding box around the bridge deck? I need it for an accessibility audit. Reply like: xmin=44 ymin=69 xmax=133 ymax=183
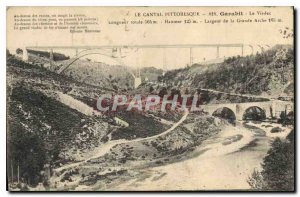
xmin=26 ymin=44 xmax=244 ymax=50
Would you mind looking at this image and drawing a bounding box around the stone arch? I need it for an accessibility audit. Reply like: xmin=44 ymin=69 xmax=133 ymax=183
xmin=212 ymin=107 xmax=236 ymax=123
xmin=242 ymin=106 xmax=266 ymax=121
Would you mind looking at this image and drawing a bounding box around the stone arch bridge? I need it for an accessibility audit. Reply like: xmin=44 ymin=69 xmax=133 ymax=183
xmin=201 ymin=100 xmax=293 ymax=121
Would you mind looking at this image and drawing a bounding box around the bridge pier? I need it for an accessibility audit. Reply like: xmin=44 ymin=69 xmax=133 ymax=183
xmin=22 ymin=47 xmax=28 ymax=61
xmin=249 ymin=45 xmax=254 ymax=55
xmin=190 ymin=48 xmax=193 ymax=66
xmin=134 ymin=77 xmax=142 ymax=89
xmin=264 ymin=107 xmax=272 ymax=119
xmin=235 ymin=104 xmax=243 ymax=121
xmin=49 ymin=49 xmax=54 ymax=66
xmin=112 ymin=48 xmax=118 ymax=58
xmin=163 ymin=48 xmax=167 ymax=73
xmin=241 ymin=46 xmax=244 ymax=56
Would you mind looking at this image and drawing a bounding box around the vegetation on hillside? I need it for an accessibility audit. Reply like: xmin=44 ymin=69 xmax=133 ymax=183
xmin=6 ymin=56 xmax=112 ymax=187
xmin=158 ymin=45 xmax=294 ymax=96
xmin=111 ymin=110 xmax=169 ymax=140
xmin=7 ymin=86 xmax=82 ymax=186
xmin=194 ymin=46 xmax=293 ymax=95
xmin=54 ymin=59 xmax=134 ymax=90
xmin=140 ymin=67 xmax=163 ymax=82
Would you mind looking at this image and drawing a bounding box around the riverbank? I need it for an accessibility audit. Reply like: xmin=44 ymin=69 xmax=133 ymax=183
xmin=48 ymin=113 xmax=225 ymax=191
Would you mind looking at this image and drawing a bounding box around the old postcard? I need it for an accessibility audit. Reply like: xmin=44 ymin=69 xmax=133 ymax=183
xmin=6 ymin=6 xmax=294 ymax=191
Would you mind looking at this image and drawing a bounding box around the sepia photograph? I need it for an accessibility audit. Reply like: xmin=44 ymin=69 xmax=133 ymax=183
xmin=6 ymin=6 xmax=295 ymax=191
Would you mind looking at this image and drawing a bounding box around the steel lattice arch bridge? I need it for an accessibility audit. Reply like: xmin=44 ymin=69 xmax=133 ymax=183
xmin=22 ymin=43 xmax=271 ymax=88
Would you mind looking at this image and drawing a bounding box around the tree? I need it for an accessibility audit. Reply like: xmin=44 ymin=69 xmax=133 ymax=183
xmin=7 ymin=49 xmax=11 ymax=58
xmin=149 ymin=86 xmax=154 ymax=93
xmin=247 ymin=169 xmax=267 ymax=190
xmin=16 ymin=48 xmax=23 ymax=55
xmin=158 ymin=87 xmax=168 ymax=98
xmin=184 ymin=88 xmax=189 ymax=95
xmin=10 ymin=129 xmax=46 ymax=186
xmin=261 ymin=137 xmax=294 ymax=191
xmin=171 ymin=89 xmax=181 ymax=98
xmin=279 ymin=111 xmax=294 ymax=126
xmin=248 ymin=131 xmax=294 ymax=191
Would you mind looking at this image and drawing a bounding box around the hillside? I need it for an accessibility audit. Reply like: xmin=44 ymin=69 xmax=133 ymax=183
xmin=6 ymin=55 xmax=182 ymax=187
xmin=7 ymin=55 xmax=115 ymax=185
xmin=55 ymin=60 xmax=134 ymax=90
xmin=155 ymin=45 xmax=294 ymax=97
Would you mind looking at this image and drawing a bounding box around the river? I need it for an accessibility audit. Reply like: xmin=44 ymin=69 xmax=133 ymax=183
xmin=114 ymin=121 xmax=291 ymax=191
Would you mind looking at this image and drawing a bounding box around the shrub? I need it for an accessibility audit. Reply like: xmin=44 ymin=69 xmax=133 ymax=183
xmin=270 ymin=127 xmax=283 ymax=133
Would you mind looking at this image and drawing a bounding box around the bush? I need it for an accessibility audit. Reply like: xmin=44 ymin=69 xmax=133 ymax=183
xmin=247 ymin=169 xmax=267 ymax=190
xmin=270 ymin=127 xmax=283 ymax=133
xmin=248 ymin=131 xmax=294 ymax=191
